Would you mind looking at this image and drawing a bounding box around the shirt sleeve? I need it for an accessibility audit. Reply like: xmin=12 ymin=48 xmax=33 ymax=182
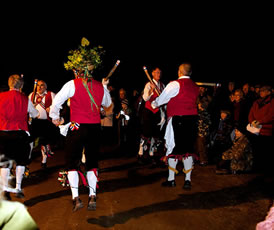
xmin=142 ymin=82 xmax=154 ymax=101
xmin=151 ymin=81 xmax=180 ymax=108
xmin=27 ymin=99 xmax=39 ymax=118
xmin=101 ymin=86 xmax=112 ymax=108
xmin=49 ymin=80 xmax=75 ymax=120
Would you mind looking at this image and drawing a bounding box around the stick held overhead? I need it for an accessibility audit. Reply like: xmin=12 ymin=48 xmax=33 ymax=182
xmin=105 ymin=60 xmax=120 ymax=80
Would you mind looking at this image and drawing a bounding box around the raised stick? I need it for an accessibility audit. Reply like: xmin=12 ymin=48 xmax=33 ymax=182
xmin=105 ymin=60 xmax=120 ymax=80
xmin=32 ymin=79 xmax=38 ymax=103
xmin=143 ymin=66 xmax=160 ymax=96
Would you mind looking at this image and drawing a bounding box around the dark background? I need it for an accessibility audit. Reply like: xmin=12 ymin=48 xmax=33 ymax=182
xmin=1 ymin=4 xmax=273 ymax=95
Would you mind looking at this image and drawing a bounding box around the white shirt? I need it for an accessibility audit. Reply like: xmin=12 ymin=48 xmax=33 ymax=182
xmin=49 ymin=79 xmax=112 ymax=120
xmin=29 ymin=91 xmax=55 ymax=119
xmin=151 ymin=76 xmax=191 ymax=156
xmin=151 ymin=76 xmax=190 ymax=109
xmin=142 ymin=79 xmax=165 ymax=102
xmin=28 ymin=99 xmax=39 ymax=118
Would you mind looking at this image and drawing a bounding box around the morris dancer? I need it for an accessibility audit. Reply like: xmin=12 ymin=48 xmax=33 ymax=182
xmin=138 ymin=67 xmax=165 ymax=164
xmin=0 ymin=75 xmax=39 ymax=199
xmin=151 ymin=63 xmax=199 ymax=190
xmin=50 ymin=38 xmax=111 ymax=212
xmin=29 ymin=80 xmax=57 ymax=168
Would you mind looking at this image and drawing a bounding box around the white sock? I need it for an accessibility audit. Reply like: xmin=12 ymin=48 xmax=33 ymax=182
xmin=168 ymin=158 xmax=178 ymax=181
xmin=41 ymin=146 xmax=47 ymax=163
xmin=68 ymin=171 xmax=79 ymax=199
xmin=1 ymin=168 xmax=10 ymax=191
xmin=87 ymin=170 xmax=97 ymax=196
xmin=16 ymin=166 xmax=25 ymax=191
xmin=149 ymin=138 xmax=155 ymax=156
xmin=183 ymin=156 xmax=193 ymax=181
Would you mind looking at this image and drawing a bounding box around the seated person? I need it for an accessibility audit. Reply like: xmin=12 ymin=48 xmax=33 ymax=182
xmin=216 ymin=123 xmax=253 ymax=174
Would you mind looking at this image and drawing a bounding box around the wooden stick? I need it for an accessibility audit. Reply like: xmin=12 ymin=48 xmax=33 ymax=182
xmin=196 ymin=82 xmax=221 ymax=87
xmin=143 ymin=66 xmax=160 ymax=96
xmin=105 ymin=60 xmax=120 ymax=80
xmin=32 ymin=79 xmax=38 ymax=103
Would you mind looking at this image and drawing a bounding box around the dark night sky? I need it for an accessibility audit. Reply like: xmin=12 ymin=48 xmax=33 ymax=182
xmin=1 ymin=5 xmax=273 ymax=94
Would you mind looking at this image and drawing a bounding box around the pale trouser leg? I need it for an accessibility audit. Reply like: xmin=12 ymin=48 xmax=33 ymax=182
xmin=68 ymin=171 xmax=79 ymax=199
xmin=168 ymin=158 xmax=178 ymax=181
xmin=183 ymin=156 xmax=193 ymax=181
xmin=87 ymin=171 xmax=97 ymax=196
xmin=15 ymin=166 xmax=25 ymax=190
xmin=1 ymin=168 xmax=10 ymax=191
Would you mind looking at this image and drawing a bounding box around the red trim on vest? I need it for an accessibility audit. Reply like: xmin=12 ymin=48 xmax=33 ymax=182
xmin=144 ymin=81 xmax=164 ymax=113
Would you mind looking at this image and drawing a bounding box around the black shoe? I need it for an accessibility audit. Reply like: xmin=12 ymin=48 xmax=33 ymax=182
xmin=41 ymin=163 xmax=47 ymax=169
xmin=87 ymin=196 xmax=96 ymax=211
xmin=183 ymin=180 xmax=191 ymax=190
xmin=3 ymin=191 xmax=11 ymax=200
xmin=161 ymin=180 xmax=176 ymax=187
xmin=72 ymin=197 xmax=84 ymax=212
xmin=15 ymin=190 xmax=25 ymax=198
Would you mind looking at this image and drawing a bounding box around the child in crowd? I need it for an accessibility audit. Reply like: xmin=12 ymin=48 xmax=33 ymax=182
xmin=216 ymin=123 xmax=253 ymax=174
xmin=196 ymin=98 xmax=211 ymax=166
xmin=209 ymin=110 xmax=233 ymax=165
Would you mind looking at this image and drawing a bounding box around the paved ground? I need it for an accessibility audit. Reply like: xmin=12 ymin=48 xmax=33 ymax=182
xmin=9 ymin=145 xmax=274 ymax=230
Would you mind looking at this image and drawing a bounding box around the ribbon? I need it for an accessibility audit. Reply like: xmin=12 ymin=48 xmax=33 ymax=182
xmin=70 ymin=122 xmax=80 ymax=131
xmin=82 ymin=79 xmax=99 ymax=112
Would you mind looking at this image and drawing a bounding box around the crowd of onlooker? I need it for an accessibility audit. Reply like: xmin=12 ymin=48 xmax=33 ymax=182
xmin=101 ymin=81 xmax=273 ymax=176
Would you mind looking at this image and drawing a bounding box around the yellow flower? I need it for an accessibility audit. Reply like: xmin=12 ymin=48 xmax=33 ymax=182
xmin=81 ymin=37 xmax=90 ymax=47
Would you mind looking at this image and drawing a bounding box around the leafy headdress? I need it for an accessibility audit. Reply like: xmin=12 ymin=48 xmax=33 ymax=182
xmin=64 ymin=37 xmax=105 ymax=79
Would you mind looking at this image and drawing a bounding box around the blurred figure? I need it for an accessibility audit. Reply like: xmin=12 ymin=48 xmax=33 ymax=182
xmin=0 ymin=155 xmax=38 ymax=230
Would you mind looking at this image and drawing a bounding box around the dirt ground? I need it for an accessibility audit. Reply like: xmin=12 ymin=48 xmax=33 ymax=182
xmin=10 ymin=145 xmax=274 ymax=230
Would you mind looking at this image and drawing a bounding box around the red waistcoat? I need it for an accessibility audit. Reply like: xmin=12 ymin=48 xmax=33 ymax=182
xmin=70 ymin=78 xmax=104 ymax=124
xmin=167 ymin=78 xmax=199 ymax=118
xmin=0 ymin=90 xmax=29 ymax=131
xmin=145 ymin=81 xmax=164 ymax=113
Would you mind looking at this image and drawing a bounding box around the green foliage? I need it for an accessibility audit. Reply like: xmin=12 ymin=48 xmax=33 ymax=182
xmin=64 ymin=37 xmax=105 ymax=71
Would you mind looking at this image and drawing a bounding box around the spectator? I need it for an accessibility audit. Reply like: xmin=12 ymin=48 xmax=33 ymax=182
xmin=215 ymin=123 xmax=253 ymax=174
xmin=247 ymin=85 xmax=274 ymax=174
